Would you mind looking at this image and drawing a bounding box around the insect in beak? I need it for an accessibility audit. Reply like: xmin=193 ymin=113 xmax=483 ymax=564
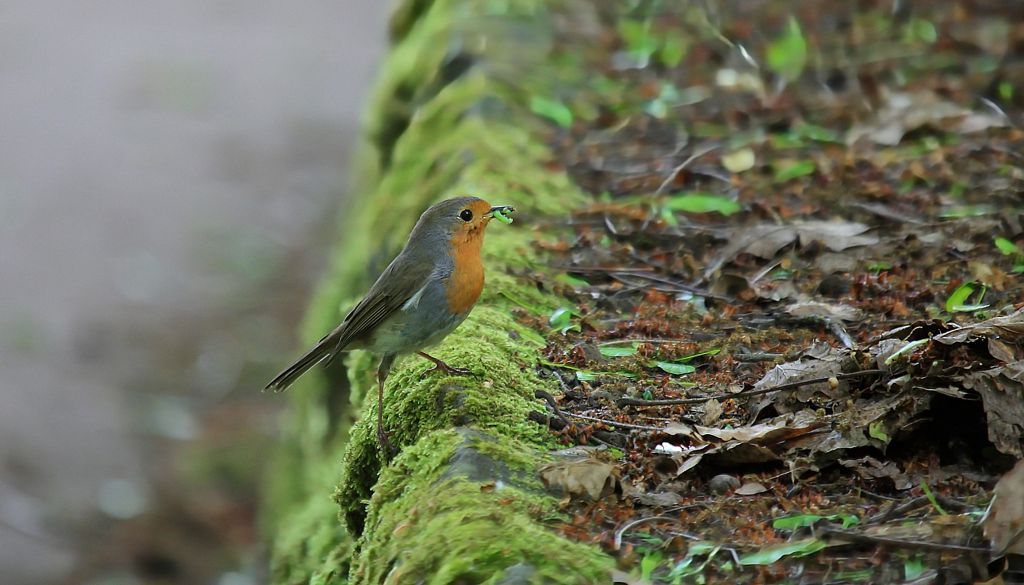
xmin=485 ymin=205 xmax=515 ymax=224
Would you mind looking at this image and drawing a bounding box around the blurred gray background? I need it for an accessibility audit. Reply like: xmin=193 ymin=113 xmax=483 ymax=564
xmin=0 ymin=1 xmax=389 ymax=583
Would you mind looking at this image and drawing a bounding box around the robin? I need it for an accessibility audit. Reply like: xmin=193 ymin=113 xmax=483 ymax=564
xmin=265 ymin=196 xmax=514 ymax=456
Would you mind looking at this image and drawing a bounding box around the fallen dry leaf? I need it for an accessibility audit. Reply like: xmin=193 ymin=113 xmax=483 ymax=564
xmin=839 ymin=456 xmax=913 ymax=490
xmin=847 ymin=89 xmax=1007 ymax=146
xmin=539 ymin=457 xmax=618 ymax=501
xmin=734 ymin=481 xmax=769 ymax=495
xmin=984 ymin=458 xmax=1024 ymax=555
xmin=961 ymin=363 xmax=1024 ymax=458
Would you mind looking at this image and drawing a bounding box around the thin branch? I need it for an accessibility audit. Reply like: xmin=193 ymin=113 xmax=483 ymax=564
xmin=617 ymin=370 xmax=885 ymax=408
xmin=654 ymin=144 xmax=722 ymax=196
xmin=614 ymin=515 xmax=675 ymax=550
xmin=818 ymin=526 xmax=991 ymax=554
xmin=535 ymin=390 xmax=569 ymax=424
xmin=527 ymin=410 xmax=626 ymax=447
xmin=565 ymin=411 xmax=665 ymax=432
xmin=733 ymin=352 xmax=784 ymax=363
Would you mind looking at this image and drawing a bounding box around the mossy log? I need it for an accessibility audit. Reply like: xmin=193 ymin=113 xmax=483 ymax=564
xmin=265 ymin=1 xmax=614 ymax=583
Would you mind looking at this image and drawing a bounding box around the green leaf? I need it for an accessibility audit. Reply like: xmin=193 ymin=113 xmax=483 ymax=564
xmin=868 ymin=261 xmax=893 ymax=273
xmin=904 ymin=18 xmax=937 ymax=44
xmin=868 ymin=420 xmax=890 ymax=443
xmin=739 ymin=538 xmax=826 ymax=565
xmin=529 ymin=96 xmax=573 ymax=128
xmin=677 ymin=348 xmax=721 ymax=361
xmin=773 ymin=513 xmax=860 ymax=531
xmin=998 ymin=81 xmax=1014 ymax=102
xmin=995 ymin=237 xmax=1023 ymax=256
xmin=514 ymin=326 xmax=547 ymax=348
xmin=655 ymin=361 xmax=696 ymax=375
xmin=576 ymin=370 xmax=637 ymax=381
xmin=499 ymin=290 xmax=545 ymax=315
xmin=772 ymin=514 xmax=825 ymax=530
xmin=664 ymin=193 xmax=741 ymax=215
xmin=640 ymin=550 xmax=663 ymax=580
xmin=659 ymin=33 xmax=688 ymax=68
xmin=792 ymin=122 xmax=841 ymax=143
xmin=766 ymin=16 xmax=807 ymax=81
xmin=618 ymin=19 xmax=658 ymax=63
xmin=659 ymin=206 xmax=679 ymax=227
xmin=945 ymin=281 xmax=989 ymax=313
xmin=773 ymin=159 xmax=816 ymax=182
xmin=920 ymin=481 xmax=947 ymax=516
xmin=884 ymin=338 xmax=929 ymax=365
xmin=904 ymin=556 xmax=927 ymax=580
xmin=555 ymin=273 xmax=590 ymax=287
xmin=599 ymin=346 xmax=638 ymax=358
xmin=548 ymin=307 xmax=580 ymax=334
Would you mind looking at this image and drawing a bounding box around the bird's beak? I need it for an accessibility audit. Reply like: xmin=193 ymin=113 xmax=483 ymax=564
xmin=484 ymin=205 xmax=515 ymax=223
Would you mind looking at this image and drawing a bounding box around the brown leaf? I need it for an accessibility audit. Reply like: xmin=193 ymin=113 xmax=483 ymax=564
xmin=839 ymin=456 xmax=913 ymax=490
xmin=961 ymin=363 xmax=1024 ymax=458
xmin=734 ymin=481 xmax=769 ymax=495
xmin=985 ymin=459 xmax=1024 ymax=555
xmin=786 ymin=300 xmax=864 ymax=322
xmin=539 ymin=458 xmax=618 ymax=501
xmin=846 ymin=90 xmax=1007 ymax=146
xmin=703 ymin=222 xmax=878 ymax=280
xmin=933 ymin=308 xmax=1024 ymax=345
xmin=702 ymin=398 xmax=724 ymax=426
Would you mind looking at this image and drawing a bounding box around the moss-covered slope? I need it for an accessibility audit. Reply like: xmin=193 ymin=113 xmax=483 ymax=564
xmin=265 ymin=1 xmax=612 ymax=583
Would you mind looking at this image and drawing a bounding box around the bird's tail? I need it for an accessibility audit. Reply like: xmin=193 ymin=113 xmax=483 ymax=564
xmin=264 ymin=335 xmax=340 ymax=392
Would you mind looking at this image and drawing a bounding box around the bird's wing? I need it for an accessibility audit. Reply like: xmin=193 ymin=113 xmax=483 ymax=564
xmin=264 ymin=252 xmax=434 ymax=392
xmin=330 ymin=252 xmax=435 ymax=347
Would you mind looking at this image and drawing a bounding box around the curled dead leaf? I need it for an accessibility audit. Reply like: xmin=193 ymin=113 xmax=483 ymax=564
xmin=539 ymin=457 xmax=618 ymax=501
xmin=984 ymin=459 xmax=1024 ymax=555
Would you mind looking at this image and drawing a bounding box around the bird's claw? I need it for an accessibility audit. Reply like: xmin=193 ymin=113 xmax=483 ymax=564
xmin=425 ymin=362 xmax=474 ymax=376
xmin=377 ymin=427 xmax=398 ymax=460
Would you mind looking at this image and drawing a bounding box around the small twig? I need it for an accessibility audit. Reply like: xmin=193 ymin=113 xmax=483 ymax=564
xmin=855 ymin=486 xmax=899 ymax=501
xmin=549 ymin=368 xmax=575 ymax=395
xmin=535 ymin=390 xmax=569 ymax=424
xmin=564 ymin=411 xmax=665 ymax=432
xmin=749 ymin=259 xmax=781 ymax=286
xmin=617 ymin=370 xmax=885 ymax=408
xmin=614 ymin=515 xmax=675 ymax=550
xmin=555 ymin=265 xmax=729 ymax=301
xmin=654 ymin=144 xmax=722 ymax=196
xmin=732 ymin=352 xmax=784 ymax=363
xmin=818 ymin=526 xmax=990 ymax=554
xmin=827 ymin=318 xmax=856 ymax=349
xmin=527 ymin=411 xmax=626 ymax=447
xmin=598 ymin=338 xmax=686 ymax=346
xmin=867 ymin=494 xmax=971 ymax=525
xmin=603 ymin=213 xmax=619 ymax=236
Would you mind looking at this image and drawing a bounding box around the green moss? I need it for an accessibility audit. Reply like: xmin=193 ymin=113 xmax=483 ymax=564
xmin=348 ymin=429 xmax=611 ymax=585
xmin=334 ymin=302 xmax=561 ymax=533
xmin=266 ymin=0 xmax=615 ymax=581
xmin=270 ymin=467 xmax=354 ymax=585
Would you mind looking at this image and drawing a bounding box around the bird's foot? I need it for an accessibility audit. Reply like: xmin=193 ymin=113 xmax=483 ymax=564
xmin=376 ymin=426 xmax=398 ymax=460
xmin=418 ymin=351 xmax=473 ymax=376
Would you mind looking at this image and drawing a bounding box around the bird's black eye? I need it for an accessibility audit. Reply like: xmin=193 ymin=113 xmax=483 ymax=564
xmin=459 ymin=209 xmax=473 ymax=222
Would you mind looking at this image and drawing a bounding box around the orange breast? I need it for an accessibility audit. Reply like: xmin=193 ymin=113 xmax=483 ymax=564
xmin=446 ymin=234 xmax=485 ymax=315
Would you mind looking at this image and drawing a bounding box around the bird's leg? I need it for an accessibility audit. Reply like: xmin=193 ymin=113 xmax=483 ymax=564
xmin=376 ymin=354 xmax=398 ymax=460
xmin=418 ymin=351 xmax=473 ymax=376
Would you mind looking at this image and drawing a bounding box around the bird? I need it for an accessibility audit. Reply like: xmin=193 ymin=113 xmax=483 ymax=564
xmin=265 ymin=196 xmax=514 ymax=457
